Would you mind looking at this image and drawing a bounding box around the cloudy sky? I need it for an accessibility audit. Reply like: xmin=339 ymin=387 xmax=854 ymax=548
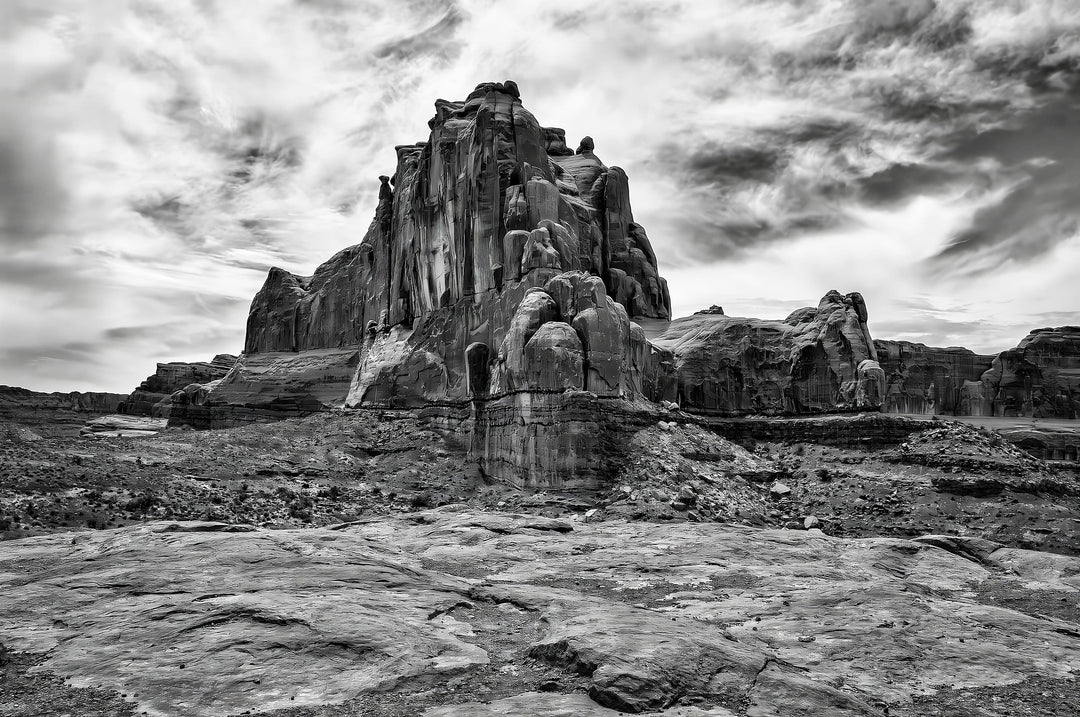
xmin=2 ymin=0 xmax=1079 ymax=392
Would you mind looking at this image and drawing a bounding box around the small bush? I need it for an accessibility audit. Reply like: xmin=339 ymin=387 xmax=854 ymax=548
xmin=124 ymin=492 xmax=158 ymax=513
xmin=410 ymin=491 xmax=435 ymax=509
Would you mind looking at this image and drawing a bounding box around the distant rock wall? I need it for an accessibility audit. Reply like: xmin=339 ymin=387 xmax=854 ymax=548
xmin=122 ymin=354 xmax=237 ymax=417
xmin=652 ymin=291 xmax=884 ymax=416
xmin=0 ymin=386 xmax=125 ymax=417
xmin=982 ymin=326 xmax=1080 ymax=419
xmin=0 ymin=386 xmax=126 ymax=432
xmin=874 ymin=341 xmax=995 ymax=416
xmin=876 ymin=326 xmax=1080 ymax=418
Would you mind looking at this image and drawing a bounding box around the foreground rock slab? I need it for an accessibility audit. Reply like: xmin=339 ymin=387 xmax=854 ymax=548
xmin=2 ymin=512 xmax=1080 ymax=716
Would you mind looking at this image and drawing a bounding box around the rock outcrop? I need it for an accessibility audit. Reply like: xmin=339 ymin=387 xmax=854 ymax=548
xmin=651 ymin=291 xmax=884 ymax=415
xmin=121 ymin=354 xmax=237 ymax=417
xmin=0 ymin=386 xmax=125 ymax=433
xmin=147 ymin=82 xmax=895 ymax=487
xmin=876 ymin=326 xmax=1080 ymax=418
xmin=981 ymin=326 xmax=1080 ymax=418
xmin=193 ymin=82 xmax=674 ymax=439
xmin=875 ymin=341 xmax=996 ymax=416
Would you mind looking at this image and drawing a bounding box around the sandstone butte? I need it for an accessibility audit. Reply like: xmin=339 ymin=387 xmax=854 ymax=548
xmin=118 ymin=81 xmax=1079 ymax=488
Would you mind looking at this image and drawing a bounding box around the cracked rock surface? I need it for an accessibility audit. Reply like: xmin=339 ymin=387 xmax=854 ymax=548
xmin=4 ymin=510 xmax=1080 ymax=716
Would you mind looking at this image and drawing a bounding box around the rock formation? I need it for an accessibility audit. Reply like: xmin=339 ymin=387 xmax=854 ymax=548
xmin=981 ymin=326 xmax=1080 ymax=418
xmin=115 ymin=81 xmax=1080 ymax=488
xmin=874 ymin=341 xmax=996 ymax=416
xmin=651 ymin=290 xmax=884 ymax=415
xmin=191 ymin=83 xmax=673 ymax=432
xmin=121 ymin=354 xmax=237 ymax=417
xmin=876 ymin=326 xmax=1080 ymax=418
xmin=153 ymin=81 xmax=894 ymax=487
xmin=0 ymin=386 xmax=125 ymax=431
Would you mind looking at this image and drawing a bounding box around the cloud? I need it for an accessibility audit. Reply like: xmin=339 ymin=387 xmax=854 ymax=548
xmin=3 ymin=0 xmax=1080 ymax=391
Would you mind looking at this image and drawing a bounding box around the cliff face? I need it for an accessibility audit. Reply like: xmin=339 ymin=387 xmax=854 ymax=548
xmin=875 ymin=341 xmax=996 ymax=416
xmin=209 ymin=82 xmax=676 ymax=426
xmin=122 ymin=354 xmax=237 ymax=417
xmin=0 ymin=386 xmax=125 ymax=417
xmin=244 ymin=81 xmax=669 ymax=358
xmin=876 ymin=326 xmax=1080 ymax=418
xmin=652 ymin=291 xmax=884 ymax=416
xmin=982 ymin=326 xmax=1080 ymax=418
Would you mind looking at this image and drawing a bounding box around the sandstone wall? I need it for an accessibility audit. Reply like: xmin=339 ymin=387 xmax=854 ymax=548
xmin=876 ymin=326 xmax=1080 ymax=418
xmin=874 ymin=341 xmax=995 ymax=416
xmin=981 ymin=326 xmax=1080 ymax=418
xmin=651 ymin=291 xmax=884 ymax=416
xmin=122 ymin=354 xmax=237 ymax=417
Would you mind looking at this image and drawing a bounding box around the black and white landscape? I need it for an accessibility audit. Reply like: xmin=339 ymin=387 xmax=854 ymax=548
xmin=2 ymin=2 xmax=1080 ymax=716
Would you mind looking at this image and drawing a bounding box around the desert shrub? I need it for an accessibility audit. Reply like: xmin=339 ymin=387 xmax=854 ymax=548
xmin=288 ymin=495 xmax=314 ymax=523
xmin=410 ymin=491 xmax=435 ymax=509
xmin=124 ymin=492 xmax=158 ymax=513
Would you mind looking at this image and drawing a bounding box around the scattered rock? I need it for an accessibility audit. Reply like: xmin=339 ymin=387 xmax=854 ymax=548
xmin=771 ymin=482 xmax=792 ymax=498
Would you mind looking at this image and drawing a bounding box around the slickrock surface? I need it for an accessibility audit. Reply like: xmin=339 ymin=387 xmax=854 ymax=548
xmin=80 ymin=415 xmax=168 ymax=437
xmin=3 ymin=511 xmax=1080 ymax=716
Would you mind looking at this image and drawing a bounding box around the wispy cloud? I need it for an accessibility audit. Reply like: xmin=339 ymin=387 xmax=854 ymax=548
xmin=2 ymin=0 xmax=1080 ymax=390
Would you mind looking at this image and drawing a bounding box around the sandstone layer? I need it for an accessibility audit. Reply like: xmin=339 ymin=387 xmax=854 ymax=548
xmin=3 ymin=512 xmax=1080 ymax=716
xmin=0 ymin=386 xmax=125 ymax=437
xmin=121 ymin=354 xmax=237 ymax=417
xmin=876 ymin=326 xmax=1080 ymax=418
xmin=186 ymin=82 xmax=684 ymax=446
xmin=650 ymin=291 xmax=883 ymax=415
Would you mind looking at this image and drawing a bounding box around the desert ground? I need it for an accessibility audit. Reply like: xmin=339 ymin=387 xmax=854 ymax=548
xmin=1 ymin=409 xmax=1080 ymax=716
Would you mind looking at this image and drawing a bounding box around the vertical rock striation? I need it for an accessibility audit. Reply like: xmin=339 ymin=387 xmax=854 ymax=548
xmin=980 ymin=326 xmax=1080 ymax=418
xmin=876 ymin=326 xmax=1080 ymax=418
xmin=121 ymin=354 xmax=238 ymax=417
xmin=651 ymin=291 xmax=884 ymax=415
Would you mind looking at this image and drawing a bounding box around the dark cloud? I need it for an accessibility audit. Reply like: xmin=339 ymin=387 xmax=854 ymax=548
xmin=934 ymin=92 xmax=1080 ymax=272
xmin=103 ymin=325 xmax=159 ymax=341
xmin=681 ymin=142 xmax=783 ymax=185
xmin=0 ymin=256 xmax=90 ymax=288
xmin=858 ymin=162 xmax=961 ymax=205
xmin=0 ymin=343 xmax=104 ymax=366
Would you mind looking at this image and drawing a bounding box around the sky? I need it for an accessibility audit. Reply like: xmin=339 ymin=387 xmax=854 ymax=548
xmin=2 ymin=0 xmax=1079 ymax=392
